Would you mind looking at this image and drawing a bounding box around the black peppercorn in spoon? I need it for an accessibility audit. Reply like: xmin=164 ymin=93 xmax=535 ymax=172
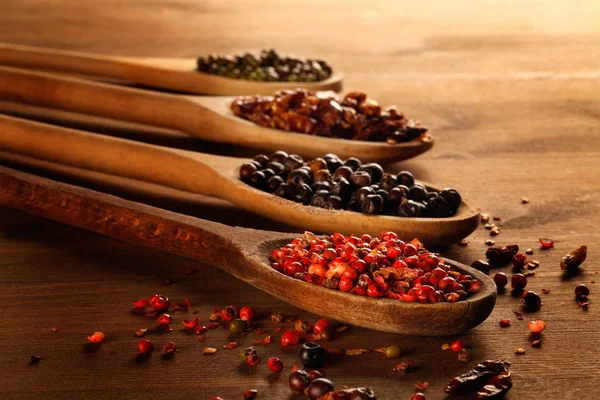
xmin=0 ymin=66 xmax=432 ymax=163
xmin=0 ymin=42 xmax=343 ymax=96
xmin=0 ymin=115 xmax=477 ymax=247
xmin=0 ymin=165 xmax=496 ymax=335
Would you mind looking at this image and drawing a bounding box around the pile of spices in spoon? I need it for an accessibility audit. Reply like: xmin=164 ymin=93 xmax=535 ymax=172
xmin=231 ymin=89 xmax=429 ymax=143
xmin=197 ymin=49 xmax=332 ymax=82
xmin=269 ymin=231 xmax=480 ymax=302
xmin=240 ymin=151 xmax=461 ymax=217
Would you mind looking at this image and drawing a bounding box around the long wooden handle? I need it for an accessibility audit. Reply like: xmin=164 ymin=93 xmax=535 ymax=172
xmin=0 ymin=164 xmax=264 ymax=272
xmin=0 ymin=43 xmax=131 ymax=81
xmin=0 ymin=66 xmax=204 ymax=138
xmin=0 ymin=114 xmax=227 ymax=198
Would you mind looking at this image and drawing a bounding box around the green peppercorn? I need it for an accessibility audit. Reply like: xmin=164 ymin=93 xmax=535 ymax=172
xmin=229 ymin=319 xmax=247 ymax=333
xmin=384 ymin=344 xmax=402 ymax=359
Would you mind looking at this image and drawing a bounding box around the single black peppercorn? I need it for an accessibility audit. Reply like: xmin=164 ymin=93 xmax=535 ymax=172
xmin=299 ymin=342 xmax=326 ymax=369
xmin=284 ymin=154 xmax=304 ymax=171
xmin=397 ymin=199 xmax=425 ymax=217
xmin=522 ymin=291 xmax=543 ymax=310
xmin=295 ymin=183 xmax=313 ymax=204
xmin=334 ymin=166 xmax=354 ymax=181
xmin=314 ymin=169 xmax=332 ymax=182
xmin=288 ymin=370 xmax=311 ymax=393
xmin=326 ymin=158 xmax=343 ymax=174
xmin=575 ymin=284 xmax=590 ymax=298
xmin=397 ymin=171 xmax=415 ymax=187
xmin=361 ymin=194 xmax=384 ymax=214
xmin=265 ymin=161 xmax=284 ymax=175
xmin=309 ymin=158 xmax=328 ymax=174
xmin=239 ymin=162 xmax=258 ymax=181
xmin=440 ymin=188 xmax=462 ymax=210
xmin=408 ymin=184 xmax=428 ymax=202
xmin=262 ymin=168 xmax=275 ymax=181
xmin=388 ymin=185 xmax=409 ymax=204
xmin=249 ymin=171 xmax=266 ymax=189
xmin=266 ymin=175 xmax=284 ymax=192
xmin=287 ymin=168 xmax=312 ymax=186
xmin=327 ymin=195 xmax=343 ymax=209
xmin=312 ymin=181 xmax=331 ymax=192
xmin=331 ymin=178 xmax=352 ymax=201
xmin=275 ymin=183 xmax=295 ymax=199
xmin=269 ymin=150 xmax=288 ymax=164
xmin=311 ymin=190 xmax=330 ymax=208
xmin=426 ymin=195 xmax=453 ymax=217
xmin=253 ymin=154 xmax=269 ymax=167
xmin=343 ymin=157 xmax=362 ymax=171
xmin=379 ymin=173 xmax=398 ymax=191
xmin=306 ymin=378 xmax=335 ymax=399
xmin=350 ymin=171 xmax=372 ymax=188
xmin=358 ymin=163 xmax=384 ymax=183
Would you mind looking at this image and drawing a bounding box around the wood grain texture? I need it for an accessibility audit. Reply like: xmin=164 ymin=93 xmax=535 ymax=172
xmin=0 ymin=115 xmax=477 ymax=246
xmin=0 ymin=66 xmax=433 ymax=162
xmin=0 ymin=166 xmax=496 ymax=335
xmin=0 ymin=42 xmax=345 ymax=95
xmin=1 ymin=0 xmax=600 ymax=399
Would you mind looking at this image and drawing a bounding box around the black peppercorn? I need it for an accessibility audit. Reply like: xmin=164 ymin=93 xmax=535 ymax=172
xmin=314 ymin=168 xmax=332 ymax=182
xmin=361 ymin=194 xmax=384 ymax=214
xmin=426 ymin=195 xmax=453 ymax=217
xmin=327 ymin=195 xmax=343 ymax=209
xmin=288 ymin=370 xmax=311 ymax=393
xmin=379 ymin=173 xmax=398 ymax=191
xmin=262 ymin=168 xmax=275 ymax=181
xmin=239 ymin=162 xmax=258 ymax=181
xmin=522 ymin=291 xmax=543 ymax=310
xmin=408 ymin=184 xmax=428 ymax=202
xmin=331 ymin=178 xmax=352 ymax=201
xmin=326 ymin=158 xmax=343 ymax=174
xmin=287 ymin=168 xmax=312 ymax=186
xmin=306 ymin=378 xmax=335 ymax=399
xmin=298 ymin=342 xmax=326 ymax=369
xmin=249 ymin=171 xmax=266 ymax=189
xmin=253 ymin=154 xmax=269 ymax=167
xmin=284 ymin=154 xmax=304 ymax=171
xmin=358 ymin=163 xmax=384 ymax=183
xmin=397 ymin=199 xmax=425 ymax=217
xmin=311 ymin=190 xmax=330 ymax=208
xmin=388 ymin=186 xmax=409 ymax=204
xmin=275 ymin=183 xmax=295 ymax=199
xmin=312 ymin=181 xmax=331 ymax=192
xmin=333 ymin=166 xmax=354 ymax=181
xmin=350 ymin=171 xmax=372 ymax=188
xmin=309 ymin=158 xmax=328 ymax=174
xmin=269 ymin=150 xmax=288 ymax=164
xmin=265 ymin=161 xmax=284 ymax=175
xmin=440 ymin=188 xmax=462 ymax=210
xmin=356 ymin=186 xmax=375 ymax=204
xmin=343 ymin=157 xmax=362 ymax=171
xmin=397 ymin=171 xmax=415 ymax=187
xmin=266 ymin=175 xmax=284 ymax=192
xmin=295 ymin=183 xmax=314 ymax=204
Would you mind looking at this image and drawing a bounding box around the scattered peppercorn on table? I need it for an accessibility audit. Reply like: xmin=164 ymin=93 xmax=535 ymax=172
xmin=1 ymin=0 xmax=600 ymax=399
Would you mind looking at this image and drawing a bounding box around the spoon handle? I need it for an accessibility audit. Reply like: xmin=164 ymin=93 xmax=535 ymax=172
xmin=0 ymin=65 xmax=205 ymax=138
xmin=0 ymin=43 xmax=139 ymax=83
xmin=0 ymin=114 xmax=235 ymax=199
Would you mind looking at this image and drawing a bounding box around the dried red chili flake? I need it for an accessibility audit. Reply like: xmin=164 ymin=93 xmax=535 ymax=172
xmin=182 ymin=316 xmax=199 ymax=329
xmin=513 ymin=311 xmax=523 ymax=320
xmin=207 ymin=322 xmax=219 ymax=329
xmin=146 ymin=310 xmax=159 ymax=318
xmin=30 ymin=355 xmax=43 ymax=363
xmin=541 ymin=288 xmax=551 ymax=294
xmin=528 ymin=320 xmax=547 ymax=333
xmin=134 ymin=329 xmax=148 ymax=337
xmin=226 ymin=342 xmax=239 ymax=349
xmin=458 ymin=349 xmax=472 ymax=363
xmin=51 ymin=327 xmax=59 ymax=332
xmin=209 ymin=308 xmax=221 ymax=322
xmin=253 ymin=335 xmax=272 ymax=345
xmin=195 ymin=325 xmax=208 ymax=335
xmin=531 ymin=339 xmax=543 ymax=348
xmin=281 ymin=330 xmax=301 ymax=347
xmin=160 ymin=280 xmax=171 ymax=287
xmin=198 ymin=334 xmax=207 ymax=342
xmin=267 ymin=357 xmax=284 ymax=373
xmin=164 ymin=327 xmax=173 ymax=333
xmin=138 ymin=339 xmax=154 ymax=354
xmin=392 ymin=361 xmax=413 ymax=373
xmin=86 ymin=331 xmax=106 ymax=344
xmin=247 ymin=353 xmax=261 ymax=366
xmin=415 ymin=381 xmax=429 ymax=391
xmin=243 ymin=389 xmax=258 ymax=399
xmin=539 ymin=238 xmax=554 ymax=249
xmin=210 ymin=397 xmax=224 ymax=400
xmin=162 ymin=342 xmax=177 ymax=355
xmin=255 ymin=329 xmax=266 ymax=335
xmin=410 ymin=393 xmax=426 ymax=400
xmin=499 ymin=319 xmax=511 ymax=327
xmin=203 ymin=347 xmax=217 ymax=355
xmin=294 ymin=320 xmax=312 ymax=333
xmin=148 ymin=294 xmax=169 ymax=310
xmin=133 ymin=299 xmax=148 ymax=308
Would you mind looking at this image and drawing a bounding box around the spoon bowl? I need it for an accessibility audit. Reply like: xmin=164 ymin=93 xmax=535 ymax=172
xmin=0 ymin=42 xmax=343 ymax=95
xmin=0 ymin=66 xmax=433 ymax=163
xmin=0 ymin=115 xmax=477 ymax=246
xmin=0 ymin=165 xmax=496 ymax=335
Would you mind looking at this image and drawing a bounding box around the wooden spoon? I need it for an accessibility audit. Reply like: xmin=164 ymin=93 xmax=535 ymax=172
xmin=0 ymin=66 xmax=433 ymax=163
xmin=0 ymin=42 xmax=343 ymax=95
xmin=0 ymin=115 xmax=478 ymax=247
xmin=0 ymin=165 xmax=496 ymax=335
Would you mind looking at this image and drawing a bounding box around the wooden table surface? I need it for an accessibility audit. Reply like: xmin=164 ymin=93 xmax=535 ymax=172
xmin=1 ymin=1 xmax=600 ymax=399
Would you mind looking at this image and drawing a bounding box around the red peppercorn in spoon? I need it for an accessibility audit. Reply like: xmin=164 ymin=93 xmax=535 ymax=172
xmin=0 ymin=165 xmax=496 ymax=335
